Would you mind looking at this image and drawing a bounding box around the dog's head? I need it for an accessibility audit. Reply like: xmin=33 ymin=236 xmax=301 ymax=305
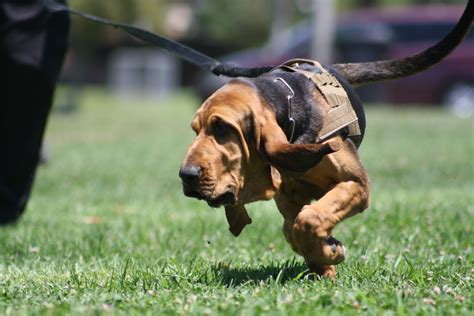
xmin=179 ymin=80 xmax=276 ymax=208
xmin=179 ymin=79 xmax=339 ymax=208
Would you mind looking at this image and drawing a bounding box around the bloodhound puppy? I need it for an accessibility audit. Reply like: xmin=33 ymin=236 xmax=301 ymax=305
xmin=179 ymin=2 xmax=472 ymax=279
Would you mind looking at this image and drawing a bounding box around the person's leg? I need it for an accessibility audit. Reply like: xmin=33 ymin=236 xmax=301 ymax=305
xmin=0 ymin=58 xmax=56 ymax=224
xmin=0 ymin=2 xmax=69 ymax=224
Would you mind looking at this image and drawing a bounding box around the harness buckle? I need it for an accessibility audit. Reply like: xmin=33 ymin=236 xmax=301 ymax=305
xmin=274 ymin=77 xmax=296 ymax=143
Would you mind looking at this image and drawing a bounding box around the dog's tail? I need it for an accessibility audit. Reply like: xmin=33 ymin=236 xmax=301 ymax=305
xmin=332 ymin=0 xmax=473 ymax=87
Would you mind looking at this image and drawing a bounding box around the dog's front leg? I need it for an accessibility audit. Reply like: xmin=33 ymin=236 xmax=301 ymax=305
xmin=275 ymin=182 xmax=336 ymax=278
xmin=292 ymin=180 xmax=369 ymax=278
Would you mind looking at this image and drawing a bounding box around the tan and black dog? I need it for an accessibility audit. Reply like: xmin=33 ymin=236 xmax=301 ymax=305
xmin=180 ymin=2 xmax=473 ymax=278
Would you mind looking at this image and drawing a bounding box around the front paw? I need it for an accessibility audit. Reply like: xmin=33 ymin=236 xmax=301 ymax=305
xmin=307 ymin=264 xmax=337 ymax=280
xmin=322 ymin=235 xmax=346 ymax=265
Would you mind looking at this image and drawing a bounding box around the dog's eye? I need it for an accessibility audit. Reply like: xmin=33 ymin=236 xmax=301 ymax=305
xmin=212 ymin=120 xmax=232 ymax=143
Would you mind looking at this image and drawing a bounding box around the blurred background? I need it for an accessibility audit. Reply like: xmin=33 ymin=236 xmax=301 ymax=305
xmin=59 ymin=0 xmax=473 ymax=116
xmin=2 ymin=2 xmax=473 ymax=312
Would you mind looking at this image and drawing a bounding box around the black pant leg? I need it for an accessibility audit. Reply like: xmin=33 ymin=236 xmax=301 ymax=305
xmin=0 ymin=58 xmax=56 ymax=224
xmin=0 ymin=1 xmax=69 ymax=224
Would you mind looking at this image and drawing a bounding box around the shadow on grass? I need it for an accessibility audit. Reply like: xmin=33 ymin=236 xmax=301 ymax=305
xmin=212 ymin=259 xmax=309 ymax=287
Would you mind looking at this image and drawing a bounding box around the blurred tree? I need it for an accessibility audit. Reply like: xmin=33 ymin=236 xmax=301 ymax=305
xmin=195 ymin=0 xmax=272 ymax=49
xmin=360 ymin=0 xmax=377 ymax=6
xmin=68 ymin=0 xmax=276 ymax=50
xmin=66 ymin=0 xmax=466 ymax=50
xmin=68 ymin=0 xmax=168 ymax=48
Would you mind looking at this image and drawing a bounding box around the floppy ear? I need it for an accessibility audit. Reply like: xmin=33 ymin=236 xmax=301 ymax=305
xmin=225 ymin=204 xmax=252 ymax=237
xmin=258 ymin=117 xmax=340 ymax=173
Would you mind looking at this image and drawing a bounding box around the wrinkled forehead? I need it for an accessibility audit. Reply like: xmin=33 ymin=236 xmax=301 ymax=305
xmin=192 ymin=80 xmax=259 ymax=130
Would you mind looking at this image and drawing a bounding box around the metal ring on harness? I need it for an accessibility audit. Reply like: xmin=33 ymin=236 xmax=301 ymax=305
xmin=273 ymin=77 xmax=296 ymax=143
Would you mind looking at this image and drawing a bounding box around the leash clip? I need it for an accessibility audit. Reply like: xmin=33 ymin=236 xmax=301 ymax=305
xmin=274 ymin=77 xmax=296 ymax=143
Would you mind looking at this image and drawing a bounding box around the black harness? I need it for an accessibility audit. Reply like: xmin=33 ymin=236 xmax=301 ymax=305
xmin=326 ymin=64 xmax=366 ymax=148
xmin=279 ymin=59 xmax=365 ymax=148
xmin=253 ymin=60 xmax=365 ymax=148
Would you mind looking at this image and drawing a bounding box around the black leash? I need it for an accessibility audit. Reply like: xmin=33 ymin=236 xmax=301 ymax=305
xmin=45 ymin=0 xmax=273 ymax=78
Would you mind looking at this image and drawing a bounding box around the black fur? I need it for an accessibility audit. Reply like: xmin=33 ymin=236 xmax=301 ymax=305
xmin=252 ymin=69 xmax=326 ymax=144
xmin=232 ymin=64 xmax=366 ymax=147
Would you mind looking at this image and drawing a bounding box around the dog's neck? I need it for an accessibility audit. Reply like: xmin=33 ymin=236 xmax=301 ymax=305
xmin=237 ymin=63 xmax=366 ymax=147
xmin=250 ymin=69 xmax=325 ymax=144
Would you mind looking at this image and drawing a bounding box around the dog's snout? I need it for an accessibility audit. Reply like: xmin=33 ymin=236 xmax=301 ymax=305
xmin=179 ymin=165 xmax=202 ymax=183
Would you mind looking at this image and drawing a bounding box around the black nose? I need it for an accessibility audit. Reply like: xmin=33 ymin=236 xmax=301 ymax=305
xmin=179 ymin=165 xmax=202 ymax=184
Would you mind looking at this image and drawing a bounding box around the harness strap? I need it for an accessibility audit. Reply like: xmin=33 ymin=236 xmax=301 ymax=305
xmin=279 ymin=59 xmax=361 ymax=144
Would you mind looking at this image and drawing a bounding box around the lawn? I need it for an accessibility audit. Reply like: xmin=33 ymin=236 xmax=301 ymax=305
xmin=0 ymin=89 xmax=472 ymax=315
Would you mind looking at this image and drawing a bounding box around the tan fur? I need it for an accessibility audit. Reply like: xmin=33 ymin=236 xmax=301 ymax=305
xmin=181 ymin=81 xmax=370 ymax=279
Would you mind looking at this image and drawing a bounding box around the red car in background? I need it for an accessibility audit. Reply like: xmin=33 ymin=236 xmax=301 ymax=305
xmin=338 ymin=5 xmax=474 ymax=114
xmin=193 ymin=5 xmax=473 ymax=113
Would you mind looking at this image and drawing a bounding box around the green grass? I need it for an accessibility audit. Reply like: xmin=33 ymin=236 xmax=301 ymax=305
xmin=1 ymin=88 xmax=473 ymax=315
